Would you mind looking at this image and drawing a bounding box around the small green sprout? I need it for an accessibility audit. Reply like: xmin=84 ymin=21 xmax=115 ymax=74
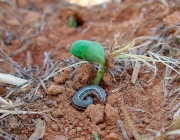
xmin=68 ymin=15 xmax=77 ymax=28
xmin=94 ymin=134 xmax=100 ymax=140
xmin=70 ymin=40 xmax=105 ymax=85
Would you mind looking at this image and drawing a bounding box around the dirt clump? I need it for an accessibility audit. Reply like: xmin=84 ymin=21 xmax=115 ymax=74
xmin=85 ymin=104 xmax=105 ymax=124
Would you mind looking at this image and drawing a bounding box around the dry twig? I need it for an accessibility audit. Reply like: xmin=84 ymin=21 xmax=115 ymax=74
xmin=121 ymin=104 xmax=141 ymax=140
xmin=117 ymin=120 xmax=129 ymax=140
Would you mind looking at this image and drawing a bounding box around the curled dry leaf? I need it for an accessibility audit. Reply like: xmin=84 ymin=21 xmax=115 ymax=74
xmin=28 ymin=119 xmax=46 ymax=140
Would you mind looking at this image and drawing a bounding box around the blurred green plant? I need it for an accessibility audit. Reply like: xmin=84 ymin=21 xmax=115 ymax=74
xmin=68 ymin=15 xmax=77 ymax=28
xmin=70 ymin=40 xmax=105 ymax=85
xmin=94 ymin=134 xmax=100 ymax=140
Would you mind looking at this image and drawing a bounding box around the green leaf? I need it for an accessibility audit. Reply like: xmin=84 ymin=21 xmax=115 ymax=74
xmin=83 ymin=41 xmax=105 ymax=65
xmin=70 ymin=40 xmax=91 ymax=59
xmin=68 ymin=15 xmax=77 ymax=28
xmin=94 ymin=134 xmax=100 ymax=140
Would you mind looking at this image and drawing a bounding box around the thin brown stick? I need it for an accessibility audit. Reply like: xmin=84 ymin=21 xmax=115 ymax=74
xmin=0 ymin=48 xmax=32 ymax=79
xmin=117 ymin=120 xmax=129 ymax=140
xmin=121 ymin=104 xmax=141 ymax=140
xmin=26 ymin=51 xmax=33 ymax=70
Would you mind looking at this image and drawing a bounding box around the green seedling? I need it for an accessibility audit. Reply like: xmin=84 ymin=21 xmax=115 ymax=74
xmin=68 ymin=15 xmax=77 ymax=28
xmin=70 ymin=40 xmax=105 ymax=85
xmin=94 ymin=134 xmax=100 ymax=140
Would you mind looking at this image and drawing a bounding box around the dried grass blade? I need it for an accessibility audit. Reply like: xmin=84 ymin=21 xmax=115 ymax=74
xmin=0 ymin=73 xmax=27 ymax=86
xmin=173 ymin=108 xmax=180 ymax=121
xmin=169 ymin=87 xmax=180 ymax=98
xmin=117 ymin=120 xmax=129 ymax=140
xmin=0 ymin=49 xmax=32 ymax=79
xmin=121 ymin=104 xmax=141 ymax=140
xmin=111 ymin=40 xmax=135 ymax=57
xmin=171 ymin=102 xmax=180 ymax=115
xmin=148 ymin=52 xmax=180 ymax=74
xmin=115 ymin=54 xmax=155 ymax=72
xmin=28 ymin=119 xmax=45 ymax=140
xmin=38 ymin=77 xmax=47 ymax=92
xmin=0 ymin=97 xmax=9 ymax=105
xmin=131 ymin=62 xmax=141 ymax=84
xmin=0 ymin=109 xmax=42 ymax=115
xmin=166 ymin=130 xmax=180 ymax=135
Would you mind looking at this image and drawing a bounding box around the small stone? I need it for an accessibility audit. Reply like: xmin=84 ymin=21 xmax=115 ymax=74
xmin=54 ymin=135 xmax=68 ymax=140
xmin=47 ymin=84 xmax=65 ymax=96
xmin=76 ymin=127 xmax=82 ymax=133
xmin=85 ymin=104 xmax=104 ymax=124
xmin=105 ymin=104 xmax=119 ymax=124
xmin=106 ymin=133 xmax=118 ymax=140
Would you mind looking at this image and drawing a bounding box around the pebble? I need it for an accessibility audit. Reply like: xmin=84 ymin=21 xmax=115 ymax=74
xmin=85 ymin=104 xmax=104 ymax=124
xmin=105 ymin=104 xmax=119 ymax=124
xmin=47 ymin=84 xmax=65 ymax=95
